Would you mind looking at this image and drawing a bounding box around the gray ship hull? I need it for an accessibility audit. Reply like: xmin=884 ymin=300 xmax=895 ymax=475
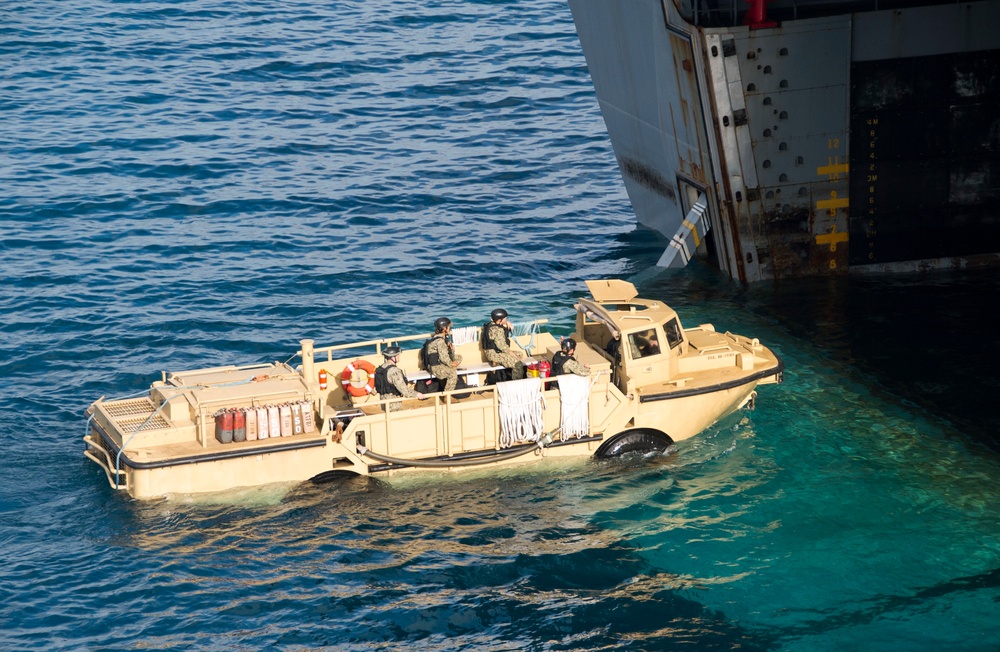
xmin=568 ymin=0 xmax=1000 ymax=281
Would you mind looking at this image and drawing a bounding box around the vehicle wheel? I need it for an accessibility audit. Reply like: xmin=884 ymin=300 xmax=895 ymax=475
xmin=310 ymin=469 xmax=360 ymax=484
xmin=594 ymin=428 xmax=674 ymax=458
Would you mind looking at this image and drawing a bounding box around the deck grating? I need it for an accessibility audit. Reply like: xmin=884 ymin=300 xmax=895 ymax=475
xmin=115 ymin=415 xmax=171 ymax=431
xmin=104 ymin=397 xmax=157 ymax=418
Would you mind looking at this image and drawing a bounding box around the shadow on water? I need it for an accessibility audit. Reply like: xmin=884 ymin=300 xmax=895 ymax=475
xmin=608 ymin=247 xmax=1000 ymax=456
xmin=744 ymin=268 xmax=1000 ymax=454
xmin=773 ymin=566 xmax=1000 ymax=646
xmin=83 ymin=455 xmax=778 ymax=651
xmin=282 ymin=460 xmax=777 ymax=651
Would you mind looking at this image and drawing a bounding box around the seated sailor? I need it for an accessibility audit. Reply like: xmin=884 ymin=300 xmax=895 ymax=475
xmin=374 ymin=345 xmax=422 ymax=411
xmin=551 ymin=338 xmax=589 ymax=377
xmin=605 ymin=332 xmax=621 ymax=359
xmin=422 ymin=317 xmax=463 ymax=392
xmin=628 ymin=328 xmax=661 ymax=358
xmin=482 ymin=308 xmax=526 ymax=381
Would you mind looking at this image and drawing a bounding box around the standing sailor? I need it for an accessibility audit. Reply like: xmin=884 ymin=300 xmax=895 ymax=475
xmin=424 ymin=317 xmax=463 ymax=392
xmin=374 ymin=345 xmax=421 ymax=411
xmin=551 ymin=338 xmax=590 ymax=377
xmin=482 ymin=308 xmax=525 ymax=380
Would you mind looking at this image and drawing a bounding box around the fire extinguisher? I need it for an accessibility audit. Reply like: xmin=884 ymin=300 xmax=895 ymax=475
xmin=318 ymin=369 xmax=328 ymax=390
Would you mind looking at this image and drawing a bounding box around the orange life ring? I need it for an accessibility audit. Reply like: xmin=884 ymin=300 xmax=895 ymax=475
xmin=341 ymin=359 xmax=376 ymax=397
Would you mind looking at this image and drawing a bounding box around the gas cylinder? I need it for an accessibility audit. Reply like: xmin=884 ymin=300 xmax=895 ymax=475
xmin=279 ymin=403 xmax=292 ymax=437
xmin=318 ymin=369 xmax=328 ymax=390
xmin=245 ymin=406 xmax=258 ymax=441
xmin=256 ymin=406 xmax=269 ymax=439
xmin=232 ymin=408 xmax=246 ymax=442
xmin=268 ymin=405 xmax=281 ymax=438
xmin=538 ymin=360 xmax=551 ymax=378
xmin=300 ymin=400 xmax=316 ymax=433
xmin=215 ymin=409 xmax=234 ymax=444
xmin=526 ymin=362 xmax=540 ymax=378
xmin=291 ymin=402 xmax=303 ymax=435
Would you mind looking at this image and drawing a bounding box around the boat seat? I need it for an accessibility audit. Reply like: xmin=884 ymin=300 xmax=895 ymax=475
xmin=408 ymin=362 xmax=505 ymax=382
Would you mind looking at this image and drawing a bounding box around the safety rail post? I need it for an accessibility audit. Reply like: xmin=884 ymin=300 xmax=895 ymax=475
xmin=83 ymin=435 xmax=122 ymax=490
xmin=435 ymin=395 xmax=445 ymax=457
xmin=444 ymin=394 xmax=453 ymax=457
xmin=300 ymin=339 xmax=315 ymax=385
xmin=492 ymin=390 xmax=501 ymax=450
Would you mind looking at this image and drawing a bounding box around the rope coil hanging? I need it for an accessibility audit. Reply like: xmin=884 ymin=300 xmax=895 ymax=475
xmin=556 ymin=374 xmax=594 ymax=441
xmin=496 ymin=377 xmax=545 ymax=448
xmin=450 ymin=326 xmax=479 ymax=346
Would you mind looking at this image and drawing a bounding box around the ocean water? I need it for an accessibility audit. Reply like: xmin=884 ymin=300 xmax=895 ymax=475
xmin=1 ymin=1 xmax=998 ymax=650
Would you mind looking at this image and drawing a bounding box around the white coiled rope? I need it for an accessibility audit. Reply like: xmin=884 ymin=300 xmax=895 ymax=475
xmin=496 ymin=377 xmax=545 ymax=448
xmin=450 ymin=325 xmax=479 ymax=346
xmin=556 ymin=374 xmax=592 ymax=441
xmin=449 ymin=320 xmax=539 ymax=350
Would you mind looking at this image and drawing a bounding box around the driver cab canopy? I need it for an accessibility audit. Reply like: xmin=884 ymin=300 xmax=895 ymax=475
xmin=576 ymin=280 xmax=689 ymax=365
xmin=585 ymin=279 xmax=639 ymax=303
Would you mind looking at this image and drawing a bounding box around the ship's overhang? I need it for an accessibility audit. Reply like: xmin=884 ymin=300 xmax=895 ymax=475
xmin=569 ymin=0 xmax=1000 ymax=281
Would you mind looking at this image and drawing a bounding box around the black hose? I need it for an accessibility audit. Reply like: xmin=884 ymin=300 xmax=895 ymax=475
xmin=357 ymin=442 xmax=541 ymax=468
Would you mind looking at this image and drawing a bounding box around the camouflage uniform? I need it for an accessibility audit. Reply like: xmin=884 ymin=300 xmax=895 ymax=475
xmin=553 ymin=350 xmax=589 ymax=377
xmin=483 ymin=322 xmax=525 ymax=380
xmin=379 ymin=362 xmax=418 ymax=412
xmin=562 ymin=355 xmax=590 ymax=377
xmin=427 ymin=334 xmax=463 ymax=392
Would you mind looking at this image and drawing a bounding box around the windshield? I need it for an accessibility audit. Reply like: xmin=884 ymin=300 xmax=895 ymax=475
xmin=627 ymin=328 xmax=661 ymax=359
xmin=664 ymin=318 xmax=683 ymax=349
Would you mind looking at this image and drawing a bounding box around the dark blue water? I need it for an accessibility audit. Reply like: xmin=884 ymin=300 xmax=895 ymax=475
xmin=2 ymin=1 xmax=998 ymax=650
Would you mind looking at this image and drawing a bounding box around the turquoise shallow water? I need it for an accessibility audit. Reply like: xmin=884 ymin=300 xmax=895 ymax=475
xmin=1 ymin=1 xmax=998 ymax=649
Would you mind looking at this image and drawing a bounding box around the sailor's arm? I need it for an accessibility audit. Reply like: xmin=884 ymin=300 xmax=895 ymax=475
xmin=387 ymin=366 xmax=418 ymax=399
xmin=564 ymin=357 xmax=590 ymax=377
xmin=431 ymin=337 xmax=460 ymax=367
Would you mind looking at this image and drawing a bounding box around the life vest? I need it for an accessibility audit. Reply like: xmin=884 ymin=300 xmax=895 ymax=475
xmin=374 ymin=363 xmax=406 ymax=396
xmin=481 ymin=321 xmax=510 ymax=353
xmin=421 ymin=335 xmax=445 ymax=369
xmin=551 ymin=350 xmax=572 ymax=376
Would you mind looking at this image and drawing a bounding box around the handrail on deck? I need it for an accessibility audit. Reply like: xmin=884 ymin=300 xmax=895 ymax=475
xmin=299 ymin=319 xmax=550 ymax=362
xmin=295 ymin=318 xmax=549 ymax=378
xmin=349 ymin=374 xmax=562 ymax=460
xmin=696 ymin=344 xmax=734 ymax=355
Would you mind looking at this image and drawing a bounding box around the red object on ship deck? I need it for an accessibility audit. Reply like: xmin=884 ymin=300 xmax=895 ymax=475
xmin=215 ymin=409 xmax=234 ymax=444
xmin=744 ymin=0 xmax=777 ymax=29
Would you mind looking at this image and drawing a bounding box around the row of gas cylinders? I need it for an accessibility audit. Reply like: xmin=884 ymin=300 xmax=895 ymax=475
xmin=214 ymin=400 xmax=316 ymax=444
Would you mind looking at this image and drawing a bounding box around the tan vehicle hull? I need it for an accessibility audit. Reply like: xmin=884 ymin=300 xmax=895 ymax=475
xmin=85 ymin=280 xmax=783 ymax=499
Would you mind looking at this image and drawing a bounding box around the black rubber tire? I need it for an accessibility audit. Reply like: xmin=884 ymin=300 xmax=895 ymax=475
xmin=310 ymin=469 xmax=360 ymax=484
xmin=594 ymin=428 xmax=674 ymax=458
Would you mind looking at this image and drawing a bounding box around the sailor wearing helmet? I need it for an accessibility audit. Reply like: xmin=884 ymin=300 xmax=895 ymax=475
xmin=423 ymin=317 xmax=463 ymax=393
xmin=550 ymin=338 xmax=589 ymax=377
xmin=482 ymin=308 xmax=525 ymax=380
xmin=374 ymin=345 xmax=421 ymax=411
